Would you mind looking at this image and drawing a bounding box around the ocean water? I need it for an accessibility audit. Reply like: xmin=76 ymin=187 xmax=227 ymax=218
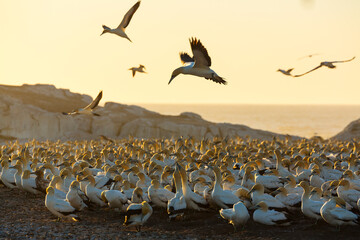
xmin=137 ymin=104 xmax=360 ymax=139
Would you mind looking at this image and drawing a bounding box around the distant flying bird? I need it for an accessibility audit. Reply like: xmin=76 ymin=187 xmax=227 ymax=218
xmin=100 ymin=1 xmax=141 ymax=42
xmin=297 ymin=53 xmax=321 ymax=60
xmin=294 ymin=56 xmax=356 ymax=77
xmin=168 ymin=37 xmax=227 ymax=85
xmin=129 ymin=65 xmax=146 ymax=77
xmin=277 ymin=68 xmax=294 ymax=76
xmin=62 ymin=91 xmax=102 ymax=116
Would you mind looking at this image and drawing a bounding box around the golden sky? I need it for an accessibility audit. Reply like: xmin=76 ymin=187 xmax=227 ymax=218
xmin=0 ymin=0 xmax=359 ymax=105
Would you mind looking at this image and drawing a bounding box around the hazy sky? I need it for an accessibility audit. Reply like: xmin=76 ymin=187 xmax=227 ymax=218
xmin=0 ymin=0 xmax=359 ymax=105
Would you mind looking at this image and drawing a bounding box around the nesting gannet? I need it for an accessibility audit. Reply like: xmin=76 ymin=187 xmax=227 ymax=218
xmin=299 ymin=181 xmax=324 ymax=221
xmin=124 ymin=201 xmax=153 ymax=232
xmin=336 ymin=179 xmax=360 ymax=209
xmin=129 ymin=65 xmax=146 ymax=77
xmin=168 ymin=38 xmax=227 ymax=85
xmin=101 ymin=1 xmax=141 ymax=42
xmin=148 ymin=179 xmax=175 ymax=208
xmin=21 ymin=170 xmax=42 ymax=194
xmin=253 ymin=201 xmax=290 ymax=226
xmin=211 ymin=165 xmax=240 ymax=209
xmin=66 ymin=180 xmax=88 ymax=211
xmin=277 ymin=68 xmax=294 ymax=76
xmin=249 ymin=183 xmax=286 ymax=210
xmin=45 ymin=186 xmax=79 ymax=221
xmin=320 ymin=197 xmax=358 ymax=227
xmin=62 ymin=91 xmax=102 ymax=116
xmin=219 ymin=201 xmax=250 ymax=231
xmin=294 ymin=56 xmax=356 ymax=77
xmin=178 ymin=163 xmax=208 ymax=211
xmin=84 ymin=175 xmax=107 ymax=207
xmin=101 ymin=189 xmax=128 ymax=210
xmin=274 ymin=187 xmax=301 ymax=210
xmin=131 ymin=187 xmax=145 ymax=203
xmin=0 ymin=159 xmax=16 ymax=188
xmin=167 ymin=165 xmax=186 ymax=220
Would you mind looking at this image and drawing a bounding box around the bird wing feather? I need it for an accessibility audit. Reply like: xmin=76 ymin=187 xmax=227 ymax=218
xmin=179 ymin=52 xmax=194 ymax=64
xmin=330 ymin=56 xmax=355 ymax=64
xmin=84 ymin=91 xmax=102 ymax=110
xmin=293 ymin=65 xmax=323 ymax=77
xmin=118 ymin=1 xmax=141 ymax=29
xmin=190 ymin=38 xmax=211 ymax=68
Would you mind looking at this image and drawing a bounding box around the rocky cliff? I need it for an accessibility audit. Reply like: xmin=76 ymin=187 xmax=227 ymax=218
xmin=331 ymin=118 xmax=360 ymax=141
xmin=0 ymin=84 xmax=297 ymax=141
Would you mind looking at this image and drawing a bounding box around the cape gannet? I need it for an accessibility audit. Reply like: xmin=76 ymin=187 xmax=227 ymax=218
xmin=253 ymin=201 xmax=290 ymax=226
xmin=62 ymin=91 xmax=102 ymax=116
xmin=294 ymin=56 xmax=356 ymax=77
xmin=45 ymin=186 xmax=79 ymax=221
xmin=167 ymin=165 xmax=186 ymax=220
xmin=169 ymin=38 xmax=227 ymax=85
xmin=124 ymin=201 xmax=153 ymax=232
xmin=219 ymin=201 xmax=250 ymax=231
xmin=66 ymin=180 xmax=88 ymax=211
xmin=320 ymin=197 xmax=358 ymax=227
xmin=129 ymin=65 xmax=146 ymax=77
xmin=101 ymin=1 xmax=141 ymax=42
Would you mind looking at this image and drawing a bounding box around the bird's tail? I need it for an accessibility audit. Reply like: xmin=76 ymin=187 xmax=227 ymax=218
xmin=101 ymin=25 xmax=111 ymax=35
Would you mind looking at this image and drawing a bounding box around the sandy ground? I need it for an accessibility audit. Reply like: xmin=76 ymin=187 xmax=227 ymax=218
xmin=1 ymin=184 xmax=360 ymax=240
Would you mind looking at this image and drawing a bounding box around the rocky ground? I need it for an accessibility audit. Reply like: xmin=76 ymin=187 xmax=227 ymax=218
xmin=1 ymin=184 xmax=360 ymax=240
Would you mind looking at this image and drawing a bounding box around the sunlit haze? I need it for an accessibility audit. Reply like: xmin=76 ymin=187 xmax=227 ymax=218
xmin=0 ymin=0 xmax=359 ymax=105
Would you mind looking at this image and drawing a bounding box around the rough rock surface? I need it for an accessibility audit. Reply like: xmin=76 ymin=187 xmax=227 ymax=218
xmin=331 ymin=118 xmax=360 ymax=140
xmin=0 ymin=84 xmax=298 ymax=141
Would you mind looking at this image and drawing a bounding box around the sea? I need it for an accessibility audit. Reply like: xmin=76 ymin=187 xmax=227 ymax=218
xmin=136 ymin=104 xmax=360 ymax=139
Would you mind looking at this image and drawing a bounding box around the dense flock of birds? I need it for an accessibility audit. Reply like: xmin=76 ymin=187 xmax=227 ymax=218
xmin=1 ymin=136 xmax=360 ymax=231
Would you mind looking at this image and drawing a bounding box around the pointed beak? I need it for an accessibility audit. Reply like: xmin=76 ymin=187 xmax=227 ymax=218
xmin=168 ymin=76 xmax=175 ymax=85
xmin=100 ymin=31 xmax=105 ymax=36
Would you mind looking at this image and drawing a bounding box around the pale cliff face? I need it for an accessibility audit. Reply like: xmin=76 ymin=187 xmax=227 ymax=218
xmin=0 ymin=84 xmax=295 ymax=142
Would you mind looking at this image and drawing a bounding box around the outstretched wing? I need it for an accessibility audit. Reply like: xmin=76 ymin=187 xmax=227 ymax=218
xmin=84 ymin=91 xmax=103 ymax=110
xmin=190 ymin=38 xmax=212 ymax=68
xmin=330 ymin=56 xmax=356 ymax=64
xmin=118 ymin=1 xmax=141 ymax=29
xmin=293 ymin=65 xmax=322 ymax=77
xmin=179 ymin=52 xmax=194 ymax=64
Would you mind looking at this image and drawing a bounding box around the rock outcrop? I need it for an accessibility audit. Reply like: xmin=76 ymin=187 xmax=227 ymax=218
xmin=0 ymin=84 xmax=297 ymax=141
xmin=331 ymin=118 xmax=360 ymax=141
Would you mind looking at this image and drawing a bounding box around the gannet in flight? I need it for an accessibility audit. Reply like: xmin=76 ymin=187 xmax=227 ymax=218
xmin=277 ymin=68 xmax=294 ymax=76
xmin=294 ymin=56 xmax=355 ymax=77
xmin=168 ymin=37 xmax=227 ymax=85
xmin=62 ymin=91 xmax=102 ymax=116
xmin=100 ymin=1 xmax=141 ymax=42
xmin=129 ymin=64 xmax=146 ymax=77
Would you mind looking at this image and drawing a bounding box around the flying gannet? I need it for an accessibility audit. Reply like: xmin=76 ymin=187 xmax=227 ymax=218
xmin=169 ymin=38 xmax=227 ymax=85
xmin=277 ymin=68 xmax=294 ymax=76
xmin=100 ymin=1 xmax=141 ymax=42
xmin=62 ymin=91 xmax=102 ymax=116
xmin=129 ymin=65 xmax=146 ymax=77
xmin=294 ymin=56 xmax=356 ymax=77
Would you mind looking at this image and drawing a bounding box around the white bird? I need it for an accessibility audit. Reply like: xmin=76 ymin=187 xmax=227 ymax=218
xmin=178 ymin=163 xmax=208 ymax=211
xmin=66 ymin=181 xmax=88 ymax=211
xmin=219 ymin=201 xmax=250 ymax=231
xmin=0 ymin=159 xmax=17 ymax=188
xmin=62 ymin=91 xmax=102 ymax=116
xmin=21 ymin=170 xmax=42 ymax=194
xmin=249 ymin=183 xmax=286 ymax=210
xmin=294 ymin=56 xmax=356 ymax=77
xmin=129 ymin=65 xmax=146 ymax=77
xmin=336 ymin=179 xmax=360 ymax=209
xmin=169 ymin=38 xmax=226 ymax=85
xmin=253 ymin=201 xmax=290 ymax=226
xmin=167 ymin=166 xmax=186 ymax=220
xmin=148 ymin=179 xmax=175 ymax=208
xmin=101 ymin=189 xmax=128 ymax=211
xmin=101 ymin=1 xmax=141 ymax=42
xmin=211 ymin=165 xmax=240 ymax=209
xmin=299 ymin=181 xmax=324 ymax=221
xmin=320 ymin=197 xmax=358 ymax=227
xmin=45 ymin=186 xmax=79 ymax=221
xmin=123 ymin=201 xmax=153 ymax=232
xmin=84 ymin=175 xmax=107 ymax=207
